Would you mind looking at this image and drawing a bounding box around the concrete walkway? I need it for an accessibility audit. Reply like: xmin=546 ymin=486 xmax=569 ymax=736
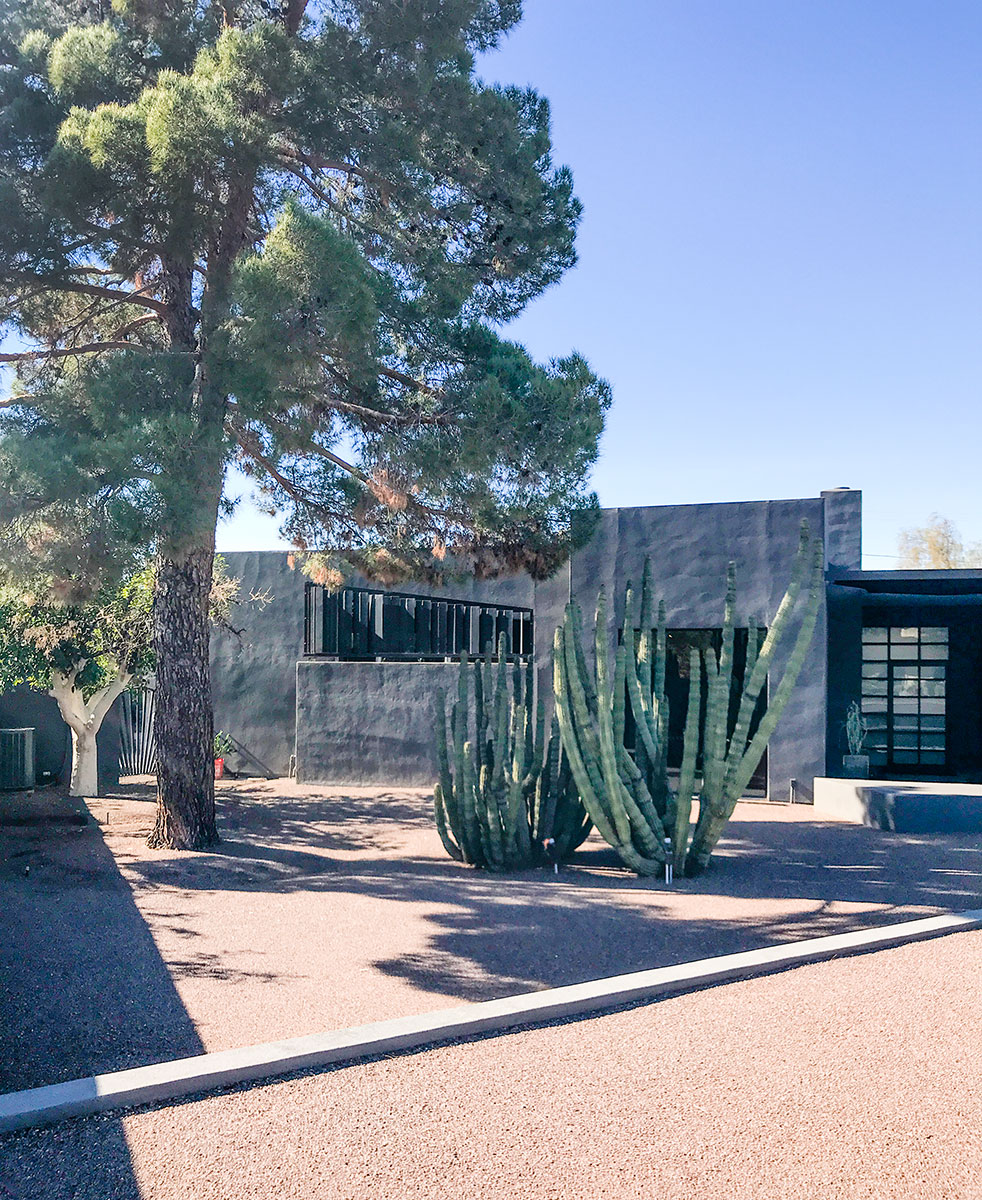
xmin=3 ymin=926 xmax=981 ymax=1199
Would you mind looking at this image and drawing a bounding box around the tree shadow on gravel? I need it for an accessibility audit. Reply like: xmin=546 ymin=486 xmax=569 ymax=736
xmin=118 ymin=805 xmax=982 ymax=1004
xmin=0 ymin=1119 xmax=142 ymax=1200
xmin=0 ymin=806 xmax=211 ymax=1195
xmin=215 ymin=784 xmax=433 ymax=856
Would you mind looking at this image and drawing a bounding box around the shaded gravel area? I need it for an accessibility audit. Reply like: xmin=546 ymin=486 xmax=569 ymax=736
xmin=3 ymin=927 xmax=982 ymax=1199
xmin=2 ymin=779 xmax=981 ymax=1099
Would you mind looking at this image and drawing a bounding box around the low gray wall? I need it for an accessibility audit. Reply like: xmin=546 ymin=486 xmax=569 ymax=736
xmin=296 ymin=660 xmax=459 ymax=787
xmin=0 ymin=685 xmax=120 ymax=790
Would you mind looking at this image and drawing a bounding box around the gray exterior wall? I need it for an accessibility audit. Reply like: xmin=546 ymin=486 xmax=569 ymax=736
xmin=210 ymin=551 xmax=307 ymax=778
xmin=541 ymin=491 xmax=861 ymax=802
xmin=222 ymin=490 xmax=863 ymax=799
xmin=215 ymin=552 xmax=532 ymax=779
xmin=296 ymin=661 xmax=461 ymax=785
xmin=0 ymin=685 xmax=121 ymax=790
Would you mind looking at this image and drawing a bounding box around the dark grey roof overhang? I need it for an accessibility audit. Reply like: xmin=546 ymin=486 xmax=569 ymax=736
xmin=829 ymin=569 xmax=982 ymax=600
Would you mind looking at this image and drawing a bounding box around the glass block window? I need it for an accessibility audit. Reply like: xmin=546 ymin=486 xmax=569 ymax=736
xmin=861 ymin=625 xmax=947 ymax=770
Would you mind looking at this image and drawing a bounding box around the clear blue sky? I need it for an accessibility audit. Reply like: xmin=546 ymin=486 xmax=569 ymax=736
xmin=220 ymin=0 xmax=982 ymax=566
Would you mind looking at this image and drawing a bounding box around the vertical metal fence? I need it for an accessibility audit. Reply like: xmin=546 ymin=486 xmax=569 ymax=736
xmin=303 ymin=584 xmax=534 ymax=660
xmin=119 ymin=687 xmax=157 ymax=777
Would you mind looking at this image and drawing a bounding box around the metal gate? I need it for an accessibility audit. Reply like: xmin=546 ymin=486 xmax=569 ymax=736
xmin=119 ymin=687 xmax=156 ymax=777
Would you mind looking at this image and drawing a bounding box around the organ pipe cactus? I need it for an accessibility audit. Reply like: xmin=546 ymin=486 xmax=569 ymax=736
xmin=434 ymin=634 xmax=591 ymax=870
xmin=554 ymin=522 xmax=824 ymax=877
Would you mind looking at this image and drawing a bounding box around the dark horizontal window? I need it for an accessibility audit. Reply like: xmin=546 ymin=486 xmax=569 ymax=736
xmin=304 ymin=584 xmax=533 ymax=661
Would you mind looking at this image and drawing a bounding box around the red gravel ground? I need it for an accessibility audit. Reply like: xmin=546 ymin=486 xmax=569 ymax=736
xmin=2 ymin=778 xmax=981 ymax=1100
xmin=3 ymin=927 xmax=982 ymax=1199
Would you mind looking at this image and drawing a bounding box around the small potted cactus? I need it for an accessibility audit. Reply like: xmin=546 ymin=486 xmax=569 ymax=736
xmin=214 ymin=730 xmax=234 ymax=780
xmin=842 ymin=702 xmax=870 ymax=779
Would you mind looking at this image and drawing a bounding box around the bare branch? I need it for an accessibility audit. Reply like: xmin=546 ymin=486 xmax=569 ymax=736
xmin=110 ymin=314 xmax=161 ymax=339
xmin=376 ymin=365 xmax=444 ymax=399
xmin=10 ymin=274 xmax=174 ymax=318
xmin=0 ymin=340 xmax=157 ymax=363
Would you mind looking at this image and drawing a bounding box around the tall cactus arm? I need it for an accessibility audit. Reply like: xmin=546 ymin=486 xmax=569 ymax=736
xmin=554 ymin=624 xmax=623 ymax=849
xmin=507 ymin=702 xmax=533 ymax=863
xmin=673 ymin=647 xmax=702 ymax=872
xmin=746 ymin=617 xmax=760 ymax=682
xmin=471 ymin=649 xmax=485 ymax=772
xmin=624 ymin=641 xmax=662 ymax=767
xmin=435 ymin=688 xmax=465 ymax=848
xmin=535 ymin=718 xmax=561 ymax=843
xmin=594 ymin=591 xmax=665 ymax=854
xmin=654 ymin=599 xmax=667 ymax=708
xmin=614 ymin=741 xmax=667 ymax=852
xmin=568 ymin=600 xmax=599 ymax=713
xmin=593 ymin=590 xmax=643 ymax=848
xmin=434 ymin=784 xmax=464 ymax=861
xmin=560 ymin=613 xmax=612 ymax=806
xmin=522 ymin=697 xmax=546 ymax=793
xmin=460 ymin=738 xmax=486 ymax=864
xmin=722 ymin=522 xmax=811 ymax=779
xmin=612 ymin=586 xmax=634 ymax=748
xmin=687 ymin=540 xmax=824 ymax=874
xmin=702 ymin=563 xmax=737 ymax=801
xmin=491 ymin=638 xmax=511 ymax=793
xmin=637 ymin=560 xmax=655 ymax=695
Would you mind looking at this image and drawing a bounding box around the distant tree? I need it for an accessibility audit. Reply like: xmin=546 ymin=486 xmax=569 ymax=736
xmin=897 ymin=515 xmax=982 ymax=569
xmin=0 ymin=570 xmax=154 ymax=796
xmin=0 ymin=1 xmax=609 ymax=848
xmin=0 ymin=558 xmax=239 ymax=796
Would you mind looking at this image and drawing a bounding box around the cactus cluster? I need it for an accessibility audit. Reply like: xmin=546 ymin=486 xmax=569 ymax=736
xmin=434 ymin=635 xmax=591 ymax=870
xmin=554 ymin=521 xmax=824 ymax=877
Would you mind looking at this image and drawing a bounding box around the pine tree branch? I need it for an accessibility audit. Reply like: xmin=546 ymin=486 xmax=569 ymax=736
xmin=376 ymin=365 xmax=444 ymax=399
xmin=10 ymin=275 xmax=174 ymax=318
xmin=322 ymin=392 xmax=450 ymax=427
xmin=276 ymin=159 xmax=337 ymax=208
xmin=0 ymin=341 xmax=157 ymax=363
xmin=110 ymin=314 xmax=161 ymax=339
xmin=229 ymin=426 xmax=359 ymax=531
xmin=277 ymin=146 xmax=391 ymax=197
xmin=230 ymin=415 xmax=472 ymax=529
xmin=315 ymin=366 xmax=450 ymax=425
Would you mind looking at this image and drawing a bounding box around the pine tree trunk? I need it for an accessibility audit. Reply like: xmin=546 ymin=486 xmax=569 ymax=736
xmin=69 ymin=728 xmax=99 ymax=798
xmin=148 ymin=546 xmax=219 ymax=849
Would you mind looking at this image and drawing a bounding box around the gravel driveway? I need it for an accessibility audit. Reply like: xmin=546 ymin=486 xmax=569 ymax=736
xmin=3 ymin=926 xmax=981 ymax=1199
xmin=3 ymin=779 xmax=981 ymax=1099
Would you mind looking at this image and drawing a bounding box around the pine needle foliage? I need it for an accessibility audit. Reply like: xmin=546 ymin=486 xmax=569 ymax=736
xmin=0 ymin=0 xmax=608 ymax=845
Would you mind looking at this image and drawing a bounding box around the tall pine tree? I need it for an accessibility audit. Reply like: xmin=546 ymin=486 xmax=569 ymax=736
xmin=0 ymin=0 xmax=609 ymax=848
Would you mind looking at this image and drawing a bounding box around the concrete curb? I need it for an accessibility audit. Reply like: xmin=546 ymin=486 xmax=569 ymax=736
xmin=3 ymin=907 xmax=981 ymax=1134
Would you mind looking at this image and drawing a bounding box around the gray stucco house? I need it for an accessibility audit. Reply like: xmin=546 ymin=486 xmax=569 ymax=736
xmin=211 ymin=487 xmax=862 ymax=801
xmin=10 ymin=485 xmax=982 ymax=809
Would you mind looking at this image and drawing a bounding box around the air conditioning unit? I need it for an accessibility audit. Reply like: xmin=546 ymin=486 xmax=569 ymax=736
xmin=0 ymin=728 xmax=36 ymax=791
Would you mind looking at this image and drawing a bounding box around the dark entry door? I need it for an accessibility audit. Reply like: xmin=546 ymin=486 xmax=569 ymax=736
xmin=861 ymin=625 xmax=947 ymax=773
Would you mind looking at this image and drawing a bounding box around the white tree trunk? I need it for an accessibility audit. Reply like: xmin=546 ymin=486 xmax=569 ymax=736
xmin=49 ymin=669 xmax=132 ymax=798
xmin=70 ymin=727 xmax=99 ymax=797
